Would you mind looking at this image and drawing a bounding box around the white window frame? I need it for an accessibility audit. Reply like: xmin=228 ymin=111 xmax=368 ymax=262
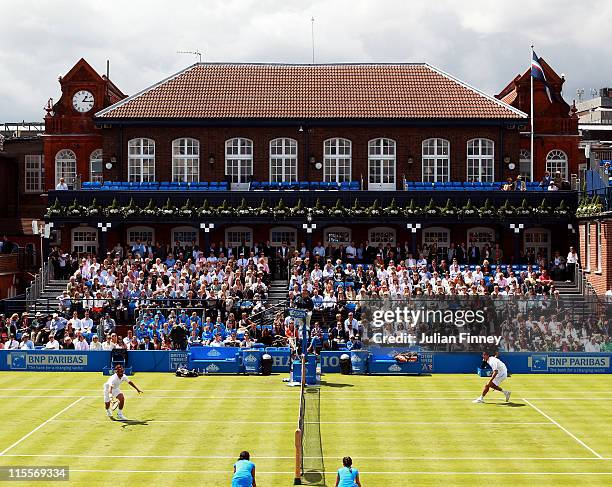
xmin=545 ymin=150 xmax=568 ymax=180
xmin=172 ymin=226 xmax=199 ymax=247
xmin=324 ymin=138 xmax=352 ymax=183
xmin=519 ymin=149 xmax=531 ymax=182
xmin=324 ymin=226 xmax=352 ymax=247
xmin=368 ymin=226 xmax=396 ymax=244
xmin=269 ymin=138 xmax=298 ymax=183
xmin=596 ymin=221 xmax=602 ymax=273
xmin=467 ymin=227 xmax=495 ymax=251
xmin=422 ymin=138 xmax=450 ymax=182
xmin=524 ymin=228 xmax=551 ymax=262
xmin=128 ymin=138 xmax=155 ymax=182
xmin=127 ymin=226 xmax=155 ymax=246
xmin=423 ymin=226 xmax=450 ymax=260
xmin=270 ymin=226 xmax=297 ymax=247
xmin=172 ymin=138 xmax=200 ymax=182
xmin=55 ymin=149 xmax=77 ymax=188
xmin=368 ymin=138 xmax=396 ymax=191
xmin=467 ymin=138 xmax=494 ymax=182
xmin=90 ymin=149 xmax=103 ymax=183
xmin=225 ymin=138 xmax=253 ymax=187
xmin=71 ymin=226 xmax=98 ymax=255
xmin=25 ymin=154 xmax=44 ymax=193
xmin=584 ymin=223 xmax=591 ymax=272
xmin=225 ymin=226 xmax=253 ymax=248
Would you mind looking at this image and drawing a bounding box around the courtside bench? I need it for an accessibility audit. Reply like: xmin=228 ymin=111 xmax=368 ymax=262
xmin=187 ymin=346 xmax=242 ymax=373
xmin=368 ymin=349 xmax=422 ymax=375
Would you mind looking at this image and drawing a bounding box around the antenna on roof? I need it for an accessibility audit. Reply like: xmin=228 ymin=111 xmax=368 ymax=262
xmin=177 ymin=50 xmax=203 ymax=63
xmin=311 ymin=17 xmax=315 ymax=64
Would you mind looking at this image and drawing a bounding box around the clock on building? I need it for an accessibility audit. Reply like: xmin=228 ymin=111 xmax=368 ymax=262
xmin=72 ymin=90 xmax=95 ymax=113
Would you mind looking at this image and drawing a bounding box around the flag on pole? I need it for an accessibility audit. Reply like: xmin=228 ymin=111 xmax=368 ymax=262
xmin=531 ymin=50 xmax=552 ymax=102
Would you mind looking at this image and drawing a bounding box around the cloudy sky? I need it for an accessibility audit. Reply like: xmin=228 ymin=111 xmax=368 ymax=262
xmin=1 ymin=0 xmax=610 ymax=121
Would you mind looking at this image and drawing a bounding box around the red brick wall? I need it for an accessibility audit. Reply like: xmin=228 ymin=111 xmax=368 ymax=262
xmin=101 ymin=124 xmax=522 ymax=186
xmin=579 ymin=219 xmax=612 ymax=294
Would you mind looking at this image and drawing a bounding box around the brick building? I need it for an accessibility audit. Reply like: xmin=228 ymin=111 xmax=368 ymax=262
xmin=42 ymin=61 xmax=578 ymax=270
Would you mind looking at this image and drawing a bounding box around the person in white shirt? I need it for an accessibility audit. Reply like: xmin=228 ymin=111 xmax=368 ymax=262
xmin=103 ymin=364 xmax=143 ymax=420
xmin=473 ymin=352 xmax=511 ymax=403
xmin=566 ymin=246 xmax=578 ymax=282
xmin=5 ymin=334 xmax=20 ymax=349
xmin=74 ymin=333 xmax=89 ymax=351
xmin=89 ymin=335 xmax=103 ymax=350
xmin=101 ymin=335 xmax=116 ymax=350
xmin=45 ymin=335 xmax=60 ymax=350
xmin=55 ymin=177 xmax=68 ymax=190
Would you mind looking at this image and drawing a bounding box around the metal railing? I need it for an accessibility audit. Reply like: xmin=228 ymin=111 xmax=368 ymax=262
xmin=25 ymin=260 xmax=50 ymax=309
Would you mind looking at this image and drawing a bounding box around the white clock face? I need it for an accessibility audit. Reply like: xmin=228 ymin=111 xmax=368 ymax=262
xmin=72 ymin=90 xmax=95 ymax=113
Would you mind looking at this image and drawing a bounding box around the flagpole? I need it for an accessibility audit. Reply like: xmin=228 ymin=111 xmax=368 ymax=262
xmin=530 ymin=44 xmax=534 ymax=182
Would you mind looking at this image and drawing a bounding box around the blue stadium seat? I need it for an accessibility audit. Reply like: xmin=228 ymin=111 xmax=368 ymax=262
xmin=280 ymin=182 xmax=291 ymax=190
xmin=340 ymin=182 xmax=350 ymax=190
xmin=289 ymin=182 xmax=299 ymax=190
xmin=310 ymin=182 xmax=320 ymax=190
xmin=219 ymin=182 xmax=229 ymax=190
xmin=260 ymin=182 xmax=270 ymax=190
xmin=349 ymin=181 xmax=360 ymax=190
xmin=270 ymin=182 xmax=281 ymax=190
xmin=251 ymin=181 xmax=262 ymax=190
xmin=319 ymin=182 xmax=330 ymax=190
xmin=299 ymin=182 xmax=309 ymax=190
xmin=81 ymin=182 xmax=94 ymax=190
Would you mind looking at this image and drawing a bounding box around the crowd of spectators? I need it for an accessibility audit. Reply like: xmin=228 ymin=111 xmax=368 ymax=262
xmin=0 ymin=237 xmax=609 ymax=355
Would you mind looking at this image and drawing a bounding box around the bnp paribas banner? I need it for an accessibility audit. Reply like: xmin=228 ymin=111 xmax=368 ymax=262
xmin=3 ymin=350 xmax=107 ymax=371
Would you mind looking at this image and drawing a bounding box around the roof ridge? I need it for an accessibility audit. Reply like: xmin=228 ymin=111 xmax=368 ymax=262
xmin=424 ymin=64 xmax=529 ymax=118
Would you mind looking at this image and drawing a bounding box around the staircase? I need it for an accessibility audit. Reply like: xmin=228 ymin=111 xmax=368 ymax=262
xmin=27 ymin=279 xmax=68 ymax=316
xmin=267 ymin=280 xmax=289 ymax=306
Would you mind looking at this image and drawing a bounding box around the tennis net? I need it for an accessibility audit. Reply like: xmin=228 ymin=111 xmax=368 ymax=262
xmin=294 ymin=356 xmax=325 ymax=486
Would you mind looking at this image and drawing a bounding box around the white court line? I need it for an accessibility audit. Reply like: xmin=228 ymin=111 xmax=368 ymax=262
xmin=6 ymin=388 xmax=612 ymax=394
xmin=3 ymin=453 xmax=610 ymax=461
xmin=0 ymin=395 xmax=611 ymax=402
xmin=46 ymin=419 xmax=551 ymax=426
xmin=0 ymin=396 xmax=84 ymax=456
xmin=523 ymin=399 xmax=603 ymax=459
xmin=67 ymin=469 xmax=612 ymax=475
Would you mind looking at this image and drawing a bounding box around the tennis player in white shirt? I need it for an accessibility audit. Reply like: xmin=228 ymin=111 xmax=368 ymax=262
xmin=473 ymin=352 xmax=511 ymax=403
xmin=104 ymin=364 xmax=143 ymax=420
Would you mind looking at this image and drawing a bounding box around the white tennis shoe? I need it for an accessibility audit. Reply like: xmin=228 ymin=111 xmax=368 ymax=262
xmin=117 ymin=412 xmax=127 ymax=420
xmin=504 ymin=391 xmax=512 ymax=402
xmin=472 ymin=398 xmax=485 ymax=403
xmin=106 ymin=409 xmax=113 ymax=417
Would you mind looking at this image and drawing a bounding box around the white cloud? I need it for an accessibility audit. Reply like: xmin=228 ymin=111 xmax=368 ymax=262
xmin=0 ymin=0 xmax=609 ymax=121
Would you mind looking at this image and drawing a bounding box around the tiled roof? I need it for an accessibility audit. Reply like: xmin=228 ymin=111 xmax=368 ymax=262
xmin=96 ymin=63 xmax=527 ymax=120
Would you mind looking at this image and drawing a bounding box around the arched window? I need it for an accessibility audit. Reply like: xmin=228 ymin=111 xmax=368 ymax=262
xmin=225 ymin=226 xmax=253 ymax=248
xmin=225 ymin=138 xmax=253 ymax=189
xmin=172 ymin=138 xmax=200 ymax=182
xmin=519 ymin=149 xmax=531 ymax=181
xmin=422 ymin=139 xmax=450 ymax=182
xmin=270 ymin=226 xmax=297 ymax=248
xmin=546 ymin=150 xmax=568 ymax=180
xmin=128 ymin=138 xmax=155 ymax=182
xmin=524 ymin=228 xmax=551 ymax=261
xmin=172 ymin=226 xmax=199 ymax=247
xmin=368 ymin=138 xmax=396 ymax=190
xmin=71 ymin=226 xmax=97 ymax=255
xmin=270 ymin=138 xmax=298 ymax=182
xmin=90 ymin=149 xmax=103 ymax=183
xmin=368 ymin=226 xmax=396 ymax=244
xmin=55 ymin=149 xmax=77 ymax=188
xmin=324 ymin=226 xmax=352 ymax=247
xmin=467 ymin=227 xmax=495 ymax=250
xmin=422 ymin=226 xmax=450 ymax=261
xmin=324 ymin=138 xmax=352 ymax=183
xmin=467 ymin=139 xmax=494 ymax=182
xmin=126 ymin=226 xmax=155 ymax=246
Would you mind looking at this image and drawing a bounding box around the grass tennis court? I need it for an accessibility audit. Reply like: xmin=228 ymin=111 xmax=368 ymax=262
xmin=0 ymin=372 xmax=611 ymax=486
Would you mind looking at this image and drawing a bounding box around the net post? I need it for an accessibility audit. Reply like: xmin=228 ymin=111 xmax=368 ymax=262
xmin=294 ymin=428 xmax=302 ymax=484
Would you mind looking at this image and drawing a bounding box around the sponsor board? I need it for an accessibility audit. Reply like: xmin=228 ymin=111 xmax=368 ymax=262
xmin=528 ymin=354 xmax=611 ymax=373
xmin=205 ymin=363 xmax=220 ymax=373
xmin=169 ymin=351 xmax=189 ymax=370
xmin=7 ymin=352 xmax=89 ymax=371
